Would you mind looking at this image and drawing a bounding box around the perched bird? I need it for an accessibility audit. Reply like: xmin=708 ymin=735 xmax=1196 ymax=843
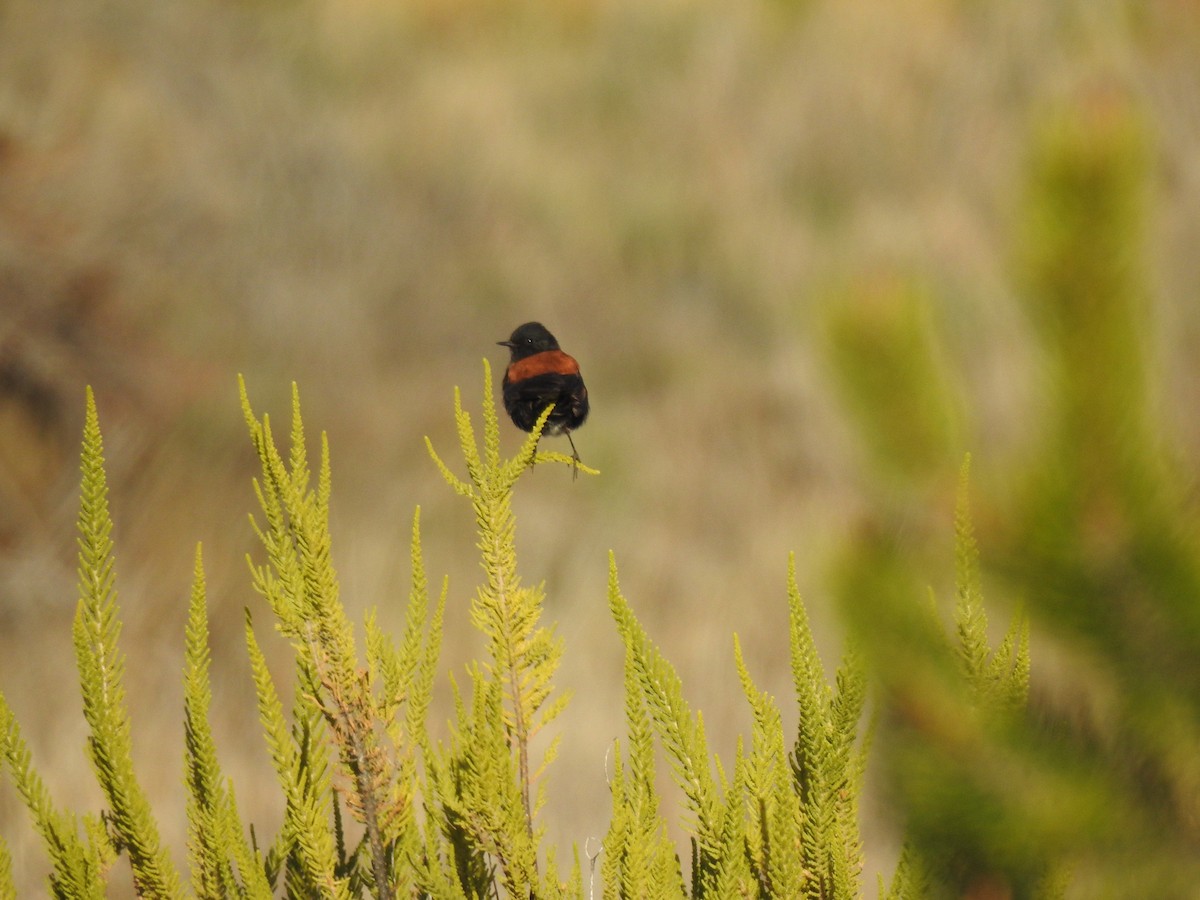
xmin=497 ymin=322 xmax=589 ymax=471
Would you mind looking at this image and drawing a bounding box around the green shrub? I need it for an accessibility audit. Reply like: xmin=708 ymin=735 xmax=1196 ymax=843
xmin=0 ymin=359 xmax=1028 ymax=898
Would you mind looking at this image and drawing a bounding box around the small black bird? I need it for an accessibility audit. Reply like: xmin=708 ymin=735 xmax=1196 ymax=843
xmin=498 ymin=322 xmax=589 ymax=470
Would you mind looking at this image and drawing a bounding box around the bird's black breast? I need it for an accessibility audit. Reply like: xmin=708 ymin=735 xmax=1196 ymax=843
xmin=502 ymin=371 xmax=589 ymax=434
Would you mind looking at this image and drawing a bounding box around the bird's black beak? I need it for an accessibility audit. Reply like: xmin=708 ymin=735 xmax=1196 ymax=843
xmin=497 ymin=340 xmax=513 ymax=348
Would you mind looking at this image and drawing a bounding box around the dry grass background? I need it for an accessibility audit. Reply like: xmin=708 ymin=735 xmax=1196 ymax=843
xmin=2 ymin=0 xmax=1200 ymax=894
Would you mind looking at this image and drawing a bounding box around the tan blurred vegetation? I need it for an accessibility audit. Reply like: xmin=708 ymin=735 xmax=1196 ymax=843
xmin=2 ymin=0 xmax=1200 ymax=893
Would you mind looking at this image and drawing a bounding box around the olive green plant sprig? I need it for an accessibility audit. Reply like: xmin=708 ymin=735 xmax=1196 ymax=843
xmin=74 ymin=388 xmax=184 ymax=898
xmin=240 ymin=378 xmax=447 ymax=898
xmin=424 ymin=358 xmax=593 ymax=897
xmin=604 ymin=551 xmax=868 ymax=899
xmin=183 ymin=546 xmax=273 ymax=899
xmin=0 ymin=388 xmax=141 ymax=898
xmin=880 ymin=456 xmax=1037 ymax=900
xmin=0 ymin=835 xmax=12 ymax=900
xmin=950 ymin=457 xmax=1029 ymax=716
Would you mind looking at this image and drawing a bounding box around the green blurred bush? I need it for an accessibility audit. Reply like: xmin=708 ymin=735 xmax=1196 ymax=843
xmin=826 ymin=88 xmax=1200 ymax=897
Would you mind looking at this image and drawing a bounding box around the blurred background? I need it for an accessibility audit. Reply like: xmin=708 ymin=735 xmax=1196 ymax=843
xmin=2 ymin=0 xmax=1200 ymax=894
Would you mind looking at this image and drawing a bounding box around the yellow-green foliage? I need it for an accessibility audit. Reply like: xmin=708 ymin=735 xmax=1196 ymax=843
xmin=0 ymin=367 xmax=591 ymax=897
xmin=73 ymin=388 xmax=182 ymax=898
xmin=184 ymin=547 xmax=272 ymax=899
xmin=601 ymin=629 xmax=686 ymax=899
xmin=826 ymin=91 xmax=1200 ymax=898
xmin=0 ymin=673 xmax=111 ymax=899
xmin=879 ymin=457 xmax=1039 ymax=900
xmin=1003 ymin=92 xmax=1200 ymax=896
xmin=425 ymin=358 xmax=590 ymax=898
xmin=0 ymin=346 xmax=1138 ymax=898
xmin=952 ymin=457 xmax=1029 ymax=716
xmin=0 ymin=836 xmax=12 ymax=900
xmin=606 ymin=551 xmax=868 ymax=899
xmin=242 ymin=380 xmax=382 ymax=898
xmin=0 ymin=360 xmax=911 ymax=898
xmin=0 ymin=349 xmax=1099 ymax=899
xmin=785 ymin=555 xmax=869 ymax=900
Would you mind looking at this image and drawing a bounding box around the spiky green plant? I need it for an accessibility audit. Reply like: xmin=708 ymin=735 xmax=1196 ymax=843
xmin=242 ymin=379 xmax=388 ymax=897
xmin=72 ymin=387 xmax=183 ymax=898
xmin=601 ymin=563 xmax=690 ymax=900
xmin=606 ymin=550 xmax=869 ymax=899
xmin=606 ymin=558 xmax=724 ymax=895
xmin=0 ymin=835 xmax=13 ymax=900
xmin=951 ymin=457 xmax=1029 ymax=716
xmin=0 ymin=354 xmax=1104 ymax=899
xmin=0 ymin=365 xmax=597 ymax=897
xmin=0 ymin=673 xmax=113 ymax=898
xmin=425 ymin=358 xmax=594 ymax=898
xmin=785 ymin=555 xmax=869 ymax=900
xmin=820 ymin=90 xmax=1200 ymax=897
xmin=183 ymin=546 xmax=273 ymax=899
xmin=879 ymin=456 xmax=1038 ymax=899
xmin=240 ymin=376 xmax=476 ymax=898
